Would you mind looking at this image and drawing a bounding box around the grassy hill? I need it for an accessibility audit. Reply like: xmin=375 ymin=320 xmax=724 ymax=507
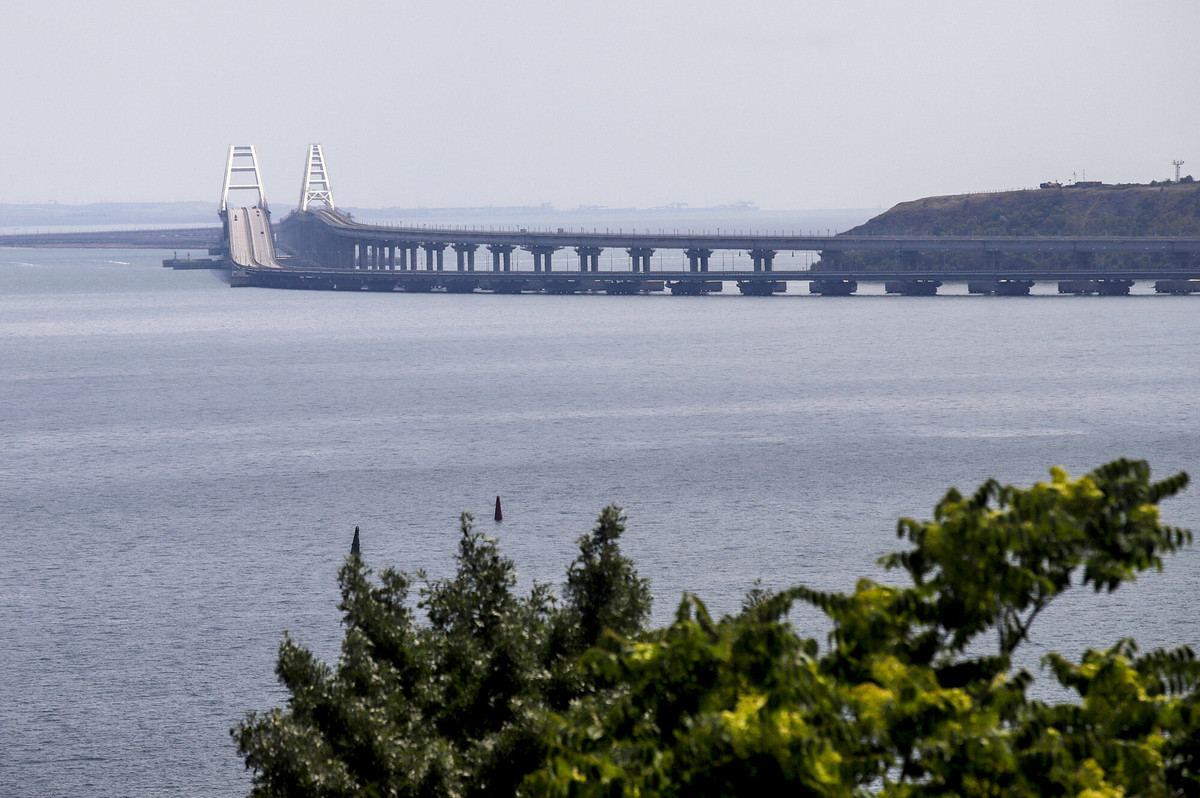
xmin=817 ymin=181 xmax=1200 ymax=272
xmin=849 ymin=181 xmax=1200 ymax=237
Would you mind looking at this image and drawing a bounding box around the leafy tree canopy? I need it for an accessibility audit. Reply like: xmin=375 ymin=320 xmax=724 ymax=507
xmin=236 ymin=460 xmax=1198 ymax=797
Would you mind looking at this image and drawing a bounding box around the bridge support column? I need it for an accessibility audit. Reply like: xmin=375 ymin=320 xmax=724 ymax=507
xmin=627 ymin=247 xmax=654 ymax=272
xmin=686 ymin=248 xmax=713 ymax=272
xmin=1095 ymin=279 xmax=1134 ymax=296
xmin=1154 ymin=279 xmax=1200 ymax=294
xmin=576 ymin=246 xmax=602 ymax=272
xmin=488 ymin=244 xmax=515 ymax=272
xmin=885 ymin=280 xmax=942 ymax=296
xmin=527 ymin=245 xmax=558 ymax=272
xmin=749 ymin=249 xmax=775 ymax=272
xmin=422 ymin=243 xmax=447 ymax=271
xmin=453 ymin=243 xmax=478 ymax=272
xmin=809 ymin=279 xmax=857 ymax=296
xmin=388 ymin=245 xmax=396 ymax=271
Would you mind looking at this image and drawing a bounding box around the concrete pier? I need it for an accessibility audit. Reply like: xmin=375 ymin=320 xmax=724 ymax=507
xmin=488 ymin=244 xmax=515 ymax=272
xmin=749 ymin=249 xmax=776 ymax=272
xmin=527 ymin=245 xmax=558 ymax=272
xmin=1155 ymin=279 xmax=1200 ymax=294
xmin=885 ymin=280 xmax=942 ymax=296
xmin=422 ymin=243 xmax=447 ymax=271
xmin=1095 ymin=279 xmax=1134 ymax=296
xmin=668 ymin=280 xmax=722 ymax=295
xmin=737 ymin=280 xmax=786 ymax=295
xmin=809 ymin=279 xmax=857 ymax=296
xmin=453 ymin=243 xmax=478 ymax=272
xmin=968 ymin=279 xmax=1034 ymax=295
xmin=685 ymin=248 xmax=713 ymax=272
xmin=627 ymin=247 xmax=654 ymax=272
xmin=575 ymin=246 xmax=602 ymax=272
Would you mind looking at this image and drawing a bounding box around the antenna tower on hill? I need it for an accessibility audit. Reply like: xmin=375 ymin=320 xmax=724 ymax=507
xmin=1173 ymin=160 xmax=1185 ymax=182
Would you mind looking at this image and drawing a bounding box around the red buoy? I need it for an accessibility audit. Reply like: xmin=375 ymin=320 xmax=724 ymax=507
xmin=494 ymin=495 xmax=503 ymax=522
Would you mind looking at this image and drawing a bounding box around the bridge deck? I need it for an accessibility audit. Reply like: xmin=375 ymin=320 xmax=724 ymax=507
xmin=304 ymin=209 xmax=1200 ymax=255
xmin=227 ymin=206 xmax=282 ymax=268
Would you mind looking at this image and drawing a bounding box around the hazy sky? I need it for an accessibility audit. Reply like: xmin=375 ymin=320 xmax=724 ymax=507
xmin=2 ymin=0 xmax=1197 ymax=210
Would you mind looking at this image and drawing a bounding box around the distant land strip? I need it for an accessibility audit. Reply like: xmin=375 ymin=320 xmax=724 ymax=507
xmin=0 ymin=226 xmax=223 ymax=249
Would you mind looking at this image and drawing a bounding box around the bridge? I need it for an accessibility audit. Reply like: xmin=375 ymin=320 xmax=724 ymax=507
xmin=7 ymin=143 xmax=1196 ymax=296
xmin=218 ymin=144 xmax=1198 ymax=296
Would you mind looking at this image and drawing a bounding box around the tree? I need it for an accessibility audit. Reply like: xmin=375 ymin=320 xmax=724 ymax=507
xmin=233 ymin=507 xmax=650 ymax=798
xmin=237 ymin=461 xmax=1198 ymax=797
xmin=556 ymin=505 xmax=652 ymax=659
xmin=529 ymin=460 xmax=1198 ymax=796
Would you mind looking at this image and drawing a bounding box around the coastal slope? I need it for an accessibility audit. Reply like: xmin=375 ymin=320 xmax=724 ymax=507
xmin=818 ymin=181 xmax=1200 ymax=272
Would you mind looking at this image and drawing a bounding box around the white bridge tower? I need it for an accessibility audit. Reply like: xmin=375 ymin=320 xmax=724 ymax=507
xmin=220 ymin=145 xmax=268 ymax=217
xmin=299 ymin=144 xmax=336 ymax=212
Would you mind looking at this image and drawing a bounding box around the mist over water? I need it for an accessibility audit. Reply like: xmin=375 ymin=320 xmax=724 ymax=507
xmin=2 ymin=250 xmax=1198 ymax=797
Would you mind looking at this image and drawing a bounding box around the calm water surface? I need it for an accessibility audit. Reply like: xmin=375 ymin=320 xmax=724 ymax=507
xmin=2 ymin=250 xmax=1198 ymax=796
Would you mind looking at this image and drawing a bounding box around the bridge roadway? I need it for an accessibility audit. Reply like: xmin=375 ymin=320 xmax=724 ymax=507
xmin=297 ymin=208 xmax=1200 ymax=256
xmin=227 ymin=206 xmax=284 ymax=269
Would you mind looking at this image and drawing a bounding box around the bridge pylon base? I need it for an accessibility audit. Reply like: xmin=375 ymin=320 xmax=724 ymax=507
xmin=809 ymin=279 xmax=857 ymax=296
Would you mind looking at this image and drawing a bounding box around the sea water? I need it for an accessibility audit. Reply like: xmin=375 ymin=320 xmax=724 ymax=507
xmin=1 ymin=249 xmax=1198 ymax=796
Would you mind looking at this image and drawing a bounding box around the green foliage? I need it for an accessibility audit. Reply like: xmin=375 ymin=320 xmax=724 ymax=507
xmin=530 ymin=459 xmax=1196 ymax=796
xmin=233 ymin=507 xmax=650 ymax=798
xmin=526 ymin=594 xmax=851 ymax=797
xmin=559 ymin=506 xmax=652 ymax=658
xmin=237 ymin=461 xmax=1198 ymax=797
